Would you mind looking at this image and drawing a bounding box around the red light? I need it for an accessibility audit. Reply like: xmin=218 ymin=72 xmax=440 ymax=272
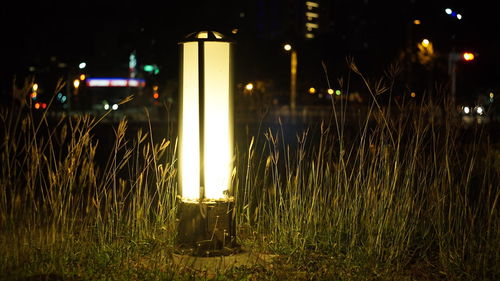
xmin=463 ymin=52 xmax=475 ymax=61
xmin=42 ymin=103 xmax=47 ymax=109
xmin=153 ymin=92 xmax=159 ymax=99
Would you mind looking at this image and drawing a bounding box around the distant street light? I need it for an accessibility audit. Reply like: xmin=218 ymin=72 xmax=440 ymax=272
xmin=284 ymin=43 xmax=297 ymax=112
xmin=177 ymin=31 xmax=238 ymax=256
xmin=448 ymin=51 xmax=478 ymax=107
xmin=245 ymin=82 xmax=254 ymax=91
xmin=462 ymin=52 xmax=475 ymax=61
xmin=417 ymin=38 xmax=435 ymax=65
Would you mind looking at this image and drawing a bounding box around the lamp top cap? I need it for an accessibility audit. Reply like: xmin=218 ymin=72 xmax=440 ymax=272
xmin=180 ymin=30 xmax=233 ymax=43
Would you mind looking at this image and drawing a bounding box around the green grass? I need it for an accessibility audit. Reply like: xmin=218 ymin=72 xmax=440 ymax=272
xmin=1 ymin=67 xmax=498 ymax=280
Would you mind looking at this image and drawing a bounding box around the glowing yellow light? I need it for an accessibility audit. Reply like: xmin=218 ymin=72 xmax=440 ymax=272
xmin=193 ymin=31 xmax=223 ymax=39
xmin=306 ymin=1 xmax=319 ymax=8
xmin=179 ymin=38 xmax=233 ymax=201
xmin=180 ymin=42 xmax=200 ymax=201
xmin=231 ymin=28 xmax=238 ymax=34
xmin=32 ymin=83 xmax=38 ymax=91
xmin=197 ymin=31 xmax=208 ymax=39
xmin=245 ymin=83 xmax=254 ymax=91
xmin=463 ymin=52 xmax=475 ymax=61
xmin=308 ymin=87 xmax=316 ymax=94
xmin=306 ymin=22 xmax=319 ymax=30
xmin=327 ymin=88 xmax=334 ymax=95
xmin=411 ymin=92 xmax=416 ymax=98
xmin=413 ymin=19 xmax=421 ymax=25
xmin=213 ymin=32 xmax=223 ymax=39
xmin=153 ymin=85 xmax=159 ymax=91
xmin=34 ymin=102 xmax=40 ymax=109
xmin=30 ymin=92 xmax=37 ymax=99
xmin=203 ymin=41 xmax=232 ymax=200
xmin=283 ymin=44 xmax=292 ymax=51
xmin=73 ymin=79 xmax=80 ymax=88
xmin=489 ymin=92 xmax=494 ymax=98
xmin=421 ymin=39 xmax=430 ymax=47
xmin=306 ymin=12 xmax=319 ymax=19
xmin=79 ymin=74 xmax=86 ymax=80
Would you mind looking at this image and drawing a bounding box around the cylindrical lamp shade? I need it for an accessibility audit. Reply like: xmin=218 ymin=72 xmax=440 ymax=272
xmin=179 ymin=31 xmax=233 ymax=202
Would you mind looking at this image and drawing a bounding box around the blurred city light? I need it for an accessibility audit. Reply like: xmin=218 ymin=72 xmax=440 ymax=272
xmin=86 ymin=78 xmax=146 ymax=87
xmin=413 ymin=19 xmax=421 ymax=25
xmin=463 ymin=52 xmax=475 ymax=61
xmin=308 ymin=87 xmax=316 ymax=94
xmin=79 ymin=74 xmax=86 ymax=80
xmin=475 ymin=106 xmax=484 ymax=115
xmin=112 ymin=104 xmax=118 ymax=110
xmin=32 ymin=83 xmax=38 ymax=91
xmin=73 ymin=79 xmax=80 ymax=88
xmin=335 ymin=90 xmax=341 ymax=96
xmin=143 ymin=65 xmax=154 ymax=72
xmin=418 ymin=39 xmax=435 ymax=65
xmin=327 ymin=88 xmax=334 ymax=95
xmin=143 ymin=64 xmax=160 ymax=74
xmin=445 ymin=8 xmax=462 ymax=20
xmin=283 ymin=43 xmax=292 ymax=51
xmin=78 ymin=62 xmax=86 ymax=69
xmin=245 ymin=82 xmax=254 ymax=91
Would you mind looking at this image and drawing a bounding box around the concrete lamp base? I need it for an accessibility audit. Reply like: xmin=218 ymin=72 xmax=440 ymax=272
xmin=176 ymin=198 xmax=240 ymax=256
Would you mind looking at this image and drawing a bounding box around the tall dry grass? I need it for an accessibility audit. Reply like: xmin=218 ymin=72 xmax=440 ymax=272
xmin=236 ymin=60 xmax=499 ymax=279
xmin=0 ymin=63 xmax=498 ymax=280
xmin=0 ymin=80 xmax=178 ymax=278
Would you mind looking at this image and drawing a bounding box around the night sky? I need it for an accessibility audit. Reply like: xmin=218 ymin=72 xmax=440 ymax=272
xmin=1 ymin=0 xmax=498 ymax=103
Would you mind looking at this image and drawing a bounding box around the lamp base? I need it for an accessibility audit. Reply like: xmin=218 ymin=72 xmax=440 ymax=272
xmin=176 ymin=198 xmax=240 ymax=256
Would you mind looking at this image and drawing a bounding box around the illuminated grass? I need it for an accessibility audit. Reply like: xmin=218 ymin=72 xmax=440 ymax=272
xmin=0 ymin=71 xmax=498 ymax=280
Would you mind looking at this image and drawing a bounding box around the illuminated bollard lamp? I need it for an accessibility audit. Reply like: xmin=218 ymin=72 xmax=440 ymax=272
xmin=177 ymin=31 xmax=239 ymax=256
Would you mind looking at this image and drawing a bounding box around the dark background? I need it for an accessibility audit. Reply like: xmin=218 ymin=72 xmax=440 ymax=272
xmin=1 ymin=0 xmax=498 ymax=106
